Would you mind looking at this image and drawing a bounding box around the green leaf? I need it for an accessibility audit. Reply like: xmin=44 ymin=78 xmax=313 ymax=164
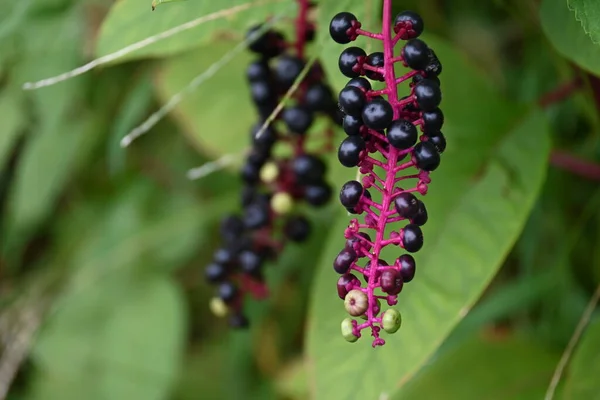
xmin=96 ymin=0 xmax=296 ymax=63
xmin=30 ymin=276 xmax=185 ymax=400
xmin=306 ymin=35 xmax=551 ymax=400
xmin=568 ymin=0 xmax=600 ymax=44
xmin=0 ymin=86 xmax=26 ymax=169
xmin=563 ymin=318 xmax=600 ymax=399
xmin=395 ymin=334 xmax=559 ymax=400
xmin=541 ymin=0 xmax=600 ymax=76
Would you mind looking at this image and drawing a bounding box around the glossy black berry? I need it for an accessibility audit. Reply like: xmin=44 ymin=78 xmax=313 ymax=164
xmin=292 ymin=154 xmax=326 ymax=184
xmin=283 ymin=106 xmax=313 ymax=134
xmin=365 ymin=52 xmax=384 ymax=81
xmin=330 ymin=12 xmax=357 ymax=44
xmin=422 ymin=108 xmax=444 ymax=133
xmin=250 ymin=81 xmax=276 ymax=105
xmin=275 ymin=55 xmax=304 ymax=88
xmin=239 ymin=249 xmax=263 ymax=276
xmin=241 ymin=185 xmax=258 ymax=207
xmin=338 ymin=136 xmax=365 ymax=167
xmin=412 ymin=73 xmax=441 ymax=88
xmin=411 ymin=200 xmax=428 ymax=226
xmin=250 ymin=123 xmax=276 ymax=150
xmin=424 ymin=49 xmax=442 ymax=77
xmin=339 ymin=180 xmax=363 ymax=208
xmin=241 ymin=162 xmax=260 ymax=184
xmin=205 ymin=262 xmax=227 ymax=283
xmin=218 ymin=281 xmax=238 ymax=303
xmin=428 ymin=131 xmax=446 ymax=153
xmin=243 ymin=202 xmax=270 ymax=230
xmin=343 ymin=114 xmax=363 ymax=136
xmin=337 ymin=273 xmax=360 ymax=299
xmin=345 ymin=232 xmax=372 ymax=252
xmin=414 ymin=79 xmax=442 ymax=111
xmin=397 ymin=254 xmax=416 ymax=282
xmin=380 ymin=268 xmax=403 ymax=295
xmin=402 ymin=224 xmax=423 ymax=253
xmin=346 ymin=77 xmax=372 ymax=92
xmin=220 ymin=215 xmax=244 ymax=243
xmin=387 ymin=119 xmax=417 ymax=149
xmin=229 ymin=313 xmax=249 ymax=328
xmin=214 ymin=247 xmax=236 ymax=265
xmin=362 ymin=98 xmax=393 ymax=130
xmin=284 ymin=215 xmax=311 ymax=242
xmin=402 ymin=39 xmax=430 ymax=70
xmin=393 ymin=11 xmax=424 ymax=38
xmin=246 ymin=26 xmax=283 ymax=58
xmin=394 ymin=192 xmax=420 ymax=219
xmin=338 ymin=86 xmax=366 ymax=116
xmin=305 ymin=183 xmax=332 ymax=206
xmin=414 ymin=141 xmax=441 ymax=171
xmin=305 ymin=82 xmax=334 ymax=112
xmin=246 ymin=60 xmax=270 ymax=82
xmin=334 ymin=248 xmax=357 ymax=274
xmin=338 ymin=47 xmax=366 ymax=78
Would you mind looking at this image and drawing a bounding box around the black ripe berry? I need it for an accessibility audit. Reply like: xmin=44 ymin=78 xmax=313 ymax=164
xmin=422 ymin=108 xmax=444 ymax=133
xmin=243 ymin=202 xmax=270 ymax=230
xmin=250 ymin=123 xmax=276 ymax=151
xmin=402 ymin=224 xmax=423 ymax=253
xmin=380 ymin=268 xmax=403 ymax=295
xmin=424 ymin=49 xmax=442 ymax=77
xmin=334 ymin=248 xmax=357 ymax=274
xmin=346 ymin=77 xmax=372 ymax=92
xmin=246 ymin=60 xmax=270 ymax=82
xmin=275 ymin=55 xmax=304 ymax=88
xmin=413 ymin=72 xmax=441 ymax=88
xmin=218 ymin=281 xmax=238 ymax=303
xmin=220 ymin=215 xmax=244 ymax=243
xmin=305 ymin=82 xmax=334 ymax=112
xmin=402 ymin=39 xmax=430 ymax=70
xmin=345 ymin=232 xmax=372 ymax=252
xmin=397 ymin=254 xmax=416 ymax=282
xmin=414 ymin=79 xmax=442 ymax=111
xmin=338 ymin=47 xmax=366 ymax=78
xmin=365 ymin=52 xmax=384 ymax=81
xmin=292 ymin=154 xmax=326 ymax=184
xmin=239 ymin=250 xmax=263 ymax=276
xmin=283 ymin=106 xmax=313 ymax=134
xmin=393 ymin=11 xmax=424 ymax=38
xmin=246 ymin=25 xmax=283 ymax=58
xmin=414 ymin=141 xmax=441 ymax=171
xmin=241 ymin=161 xmax=260 ymax=183
xmin=284 ymin=215 xmax=311 ymax=242
xmin=339 ymin=180 xmax=364 ymax=208
xmin=329 ymin=12 xmax=358 ymax=44
xmin=229 ymin=313 xmax=250 ymax=328
xmin=338 ymin=86 xmax=366 ymax=116
xmin=205 ymin=262 xmax=227 ymax=283
xmin=411 ymin=200 xmax=428 ymax=226
xmin=386 ymin=119 xmax=417 ymax=150
xmin=305 ymin=183 xmax=333 ymax=206
xmin=338 ymin=136 xmax=365 ymax=167
xmin=362 ymin=98 xmax=393 ymax=130
xmin=343 ymin=114 xmax=363 ymax=136
xmin=250 ymin=81 xmax=275 ymax=105
xmin=428 ymin=131 xmax=446 ymax=153
xmin=394 ymin=192 xmax=420 ymax=219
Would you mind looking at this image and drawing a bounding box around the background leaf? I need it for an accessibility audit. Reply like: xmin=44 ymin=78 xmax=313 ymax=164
xmin=563 ymin=318 xmax=600 ymax=399
xmin=568 ymin=0 xmax=600 ymax=45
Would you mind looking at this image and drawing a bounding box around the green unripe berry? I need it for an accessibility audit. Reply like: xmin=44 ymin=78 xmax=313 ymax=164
xmin=271 ymin=192 xmax=294 ymax=214
xmin=260 ymin=162 xmax=279 ymax=183
xmin=341 ymin=318 xmax=358 ymax=342
xmin=209 ymin=297 xmax=228 ymax=318
xmin=382 ymin=308 xmax=402 ymax=333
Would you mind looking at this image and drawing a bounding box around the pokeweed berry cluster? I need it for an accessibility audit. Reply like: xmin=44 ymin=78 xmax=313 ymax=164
xmin=205 ymin=0 xmax=340 ymax=328
xmin=329 ymin=4 xmax=445 ymax=346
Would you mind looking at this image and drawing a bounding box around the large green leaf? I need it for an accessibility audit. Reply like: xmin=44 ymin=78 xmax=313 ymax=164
xmin=541 ymin=0 xmax=600 ymax=76
xmin=96 ymin=0 xmax=296 ymax=62
xmin=0 ymin=86 xmax=26 ymax=169
xmin=30 ymin=276 xmax=185 ymax=400
xmin=305 ymin=35 xmax=551 ymax=399
xmin=563 ymin=318 xmax=600 ymax=399
xmin=569 ymin=0 xmax=600 ymax=44
xmin=395 ymin=334 xmax=559 ymax=400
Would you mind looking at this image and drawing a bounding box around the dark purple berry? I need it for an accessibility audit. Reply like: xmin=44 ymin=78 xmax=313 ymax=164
xmin=343 ymin=114 xmax=363 ymax=136
xmin=305 ymin=82 xmax=334 ymax=112
xmin=250 ymin=80 xmax=276 ymax=105
xmin=241 ymin=162 xmax=260 ymax=184
xmin=337 ymin=273 xmax=360 ymax=299
xmin=386 ymin=119 xmax=417 ymax=149
xmin=246 ymin=26 xmax=283 ymax=58
xmin=346 ymin=77 xmax=372 ymax=92
xmin=329 ymin=12 xmax=358 ymax=44
xmin=229 ymin=313 xmax=249 ymax=328
xmin=345 ymin=232 xmax=372 ymax=252
xmin=402 ymin=224 xmax=423 ymax=253
xmin=334 ymin=248 xmax=357 ymax=274
xmin=283 ymin=106 xmax=313 ymax=134
xmin=338 ymin=86 xmax=366 ymax=116
xmin=243 ymin=202 xmax=270 ymax=229
xmin=428 ymin=131 xmax=446 ymax=153
xmin=414 ymin=141 xmax=441 ymax=171
xmin=362 ymin=98 xmax=393 ymax=130
xmin=414 ymin=79 xmax=442 ymax=111
xmin=338 ymin=47 xmax=366 ymax=78
xmin=250 ymin=123 xmax=276 ymax=150
xmin=365 ymin=52 xmax=384 ymax=81
xmin=410 ymin=200 xmax=428 ymax=226
xmin=422 ymin=108 xmax=444 ymax=133
xmin=305 ymin=183 xmax=332 ymax=206
xmin=413 ymin=73 xmax=441 ymax=87
xmin=218 ymin=281 xmax=238 ymax=303
xmin=275 ymin=55 xmax=304 ymax=88
xmin=338 ymin=136 xmax=365 ymax=167
xmin=220 ymin=215 xmax=244 ymax=243
xmin=284 ymin=215 xmax=311 ymax=242
xmin=424 ymin=49 xmax=442 ymax=77
xmin=393 ymin=11 xmax=424 ymax=38
xmin=205 ymin=262 xmax=227 ymax=283
xmin=239 ymin=250 xmax=263 ymax=276
xmin=380 ymin=268 xmax=403 ymax=295
xmin=394 ymin=192 xmax=420 ymax=219
xmin=292 ymin=154 xmax=326 ymax=184
xmin=241 ymin=185 xmax=258 ymax=207
xmin=402 ymin=39 xmax=430 ymax=70
xmin=397 ymin=254 xmax=416 ymax=282
xmin=339 ymin=180 xmax=363 ymax=208
xmin=246 ymin=60 xmax=270 ymax=82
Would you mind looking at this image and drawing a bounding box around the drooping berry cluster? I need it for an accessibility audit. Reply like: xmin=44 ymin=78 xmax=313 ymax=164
xmin=329 ymin=4 xmax=445 ymax=346
xmin=205 ymin=0 xmax=340 ymax=328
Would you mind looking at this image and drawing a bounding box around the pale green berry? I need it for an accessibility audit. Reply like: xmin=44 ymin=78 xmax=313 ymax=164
xmin=271 ymin=192 xmax=294 ymax=214
xmin=260 ymin=162 xmax=279 ymax=183
xmin=382 ymin=308 xmax=402 ymax=333
xmin=209 ymin=297 xmax=228 ymax=318
xmin=341 ymin=318 xmax=358 ymax=342
xmin=344 ymin=289 xmax=368 ymax=316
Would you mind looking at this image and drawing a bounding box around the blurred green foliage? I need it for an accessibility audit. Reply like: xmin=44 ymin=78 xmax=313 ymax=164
xmin=1 ymin=0 xmax=600 ymax=399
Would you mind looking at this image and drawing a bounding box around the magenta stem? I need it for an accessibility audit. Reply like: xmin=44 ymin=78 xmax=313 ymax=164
xmin=356 ymin=28 xmax=383 ymax=40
